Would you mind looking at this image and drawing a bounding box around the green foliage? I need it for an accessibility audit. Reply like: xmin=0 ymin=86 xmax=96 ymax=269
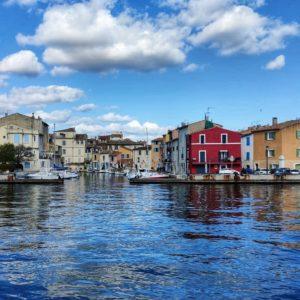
xmin=0 ymin=144 xmax=15 ymax=164
xmin=14 ymin=145 xmax=34 ymax=164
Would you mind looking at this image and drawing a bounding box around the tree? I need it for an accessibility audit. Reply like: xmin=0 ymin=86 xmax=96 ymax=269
xmin=0 ymin=144 xmax=15 ymax=164
xmin=14 ymin=145 xmax=34 ymax=164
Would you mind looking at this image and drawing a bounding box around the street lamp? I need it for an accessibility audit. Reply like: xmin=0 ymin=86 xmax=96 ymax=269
xmin=266 ymin=146 xmax=269 ymax=174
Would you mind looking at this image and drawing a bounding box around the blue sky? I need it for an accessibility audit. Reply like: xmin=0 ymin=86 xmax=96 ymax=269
xmin=0 ymin=0 xmax=299 ymax=139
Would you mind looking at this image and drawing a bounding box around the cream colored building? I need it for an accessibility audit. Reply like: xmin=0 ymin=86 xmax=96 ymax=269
xmin=0 ymin=113 xmax=49 ymax=171
xmin=54 ymin=128 xmax=87 ymax=170
xmin=133 ymin=146 xmax=151 ymax=170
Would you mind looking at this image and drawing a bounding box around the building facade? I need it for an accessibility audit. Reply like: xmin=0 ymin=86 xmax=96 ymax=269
xmin=151 ymin=137 xmax=163 ymax=171
xmin=241 ymin=133 xmax=254 ymax=168
xmin=54 ymin=128 xmax=87 ymax=170
xmin=133 ymin=146 xmax=151 ymax=170
xmin=252 ymin=118 xmax=300 ymax=170
xmin=188 ymin=126 xmax=242 ymax=174
xmin=0 ymin=113 xmax=49 ymax=171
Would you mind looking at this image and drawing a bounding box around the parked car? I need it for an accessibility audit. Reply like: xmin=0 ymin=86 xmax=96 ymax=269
xmin=255 ymin=169 xmax=271 ymax=175
xmin=274 ymin=168 xmax=291 ymax=176
xmin=290 ymin=169 xmax=300 ymax=175
xmin=219 ymin=168 xmax=240 ymax=175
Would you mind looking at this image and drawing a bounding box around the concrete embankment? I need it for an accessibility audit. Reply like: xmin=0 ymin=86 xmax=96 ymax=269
xmin=130 ymin=174 xmax=300 ymax=185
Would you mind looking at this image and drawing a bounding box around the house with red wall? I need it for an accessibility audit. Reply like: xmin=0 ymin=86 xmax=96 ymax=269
xmin=188 ymin=126 xmax=242 ymax=174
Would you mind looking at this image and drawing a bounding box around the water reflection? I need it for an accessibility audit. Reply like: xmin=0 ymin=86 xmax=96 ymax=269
xmin=0 ymin=176 xmax=299 ymax=299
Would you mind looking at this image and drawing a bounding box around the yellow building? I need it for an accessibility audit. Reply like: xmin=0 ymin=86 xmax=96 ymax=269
xmin=252 ymin=118 xmax=300 ymax=170
xmin=151 ymin=137 xmax=163 ymax=171
xmin=55 ymin=128 xmax=87 ymax=170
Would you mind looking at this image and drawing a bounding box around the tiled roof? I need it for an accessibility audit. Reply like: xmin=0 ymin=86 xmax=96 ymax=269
xmin=55 ymin=127 xmax=76 ymax=132
xmin=245 ymin=119 xmax=300 ymax=133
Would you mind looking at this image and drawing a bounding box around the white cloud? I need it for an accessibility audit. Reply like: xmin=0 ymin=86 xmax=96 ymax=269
xmin=75 ymin=103 xmax=96 ymax=112
xmin=17 ymin=0 xmax=187 ymax=72
xmin=0 ymin=50 xmax=44 ymax=76
xmin=265 ymin=54 xmax=285 ymax=70
xmin=5 ymin=0 xmax=36 ymax=6
xmin=188 ymin=5 xmax=299 ymax=56
xmin=0 ymin=85 xmax=84 ymax=112
xmin=98 ymin=112 xmax=132 ymax=122
xmin=34 ymin=109 xmax=72 ymax=123
xmin=0 ymin=75 xmax=9 ymax=88
xmin=14 ymin=0 xmax=300 ymax=73
xmin=50 ymin=66 xmax=75 ymax=76
xmin=182 ymin=63 xmax=199 ymax=72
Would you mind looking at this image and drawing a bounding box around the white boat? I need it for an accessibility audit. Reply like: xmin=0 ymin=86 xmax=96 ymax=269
xmin=52 ymin=170 xmax=79 ymax=179
xmin=127 ymin=170 xmax=169 ymax=180
xmin=27 ymin=171 xmax=60 ymax=180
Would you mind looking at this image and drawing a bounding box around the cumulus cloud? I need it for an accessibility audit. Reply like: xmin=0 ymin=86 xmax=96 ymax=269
xmin=13 ymin=0 xmax=299 ymax=72
xmin=34 ymin=109 xmax=72 ymax=123
xmin=265 ymin=54 xmax=285 ymax=70
xmin=182 ymin=63 xmax=199 ymax=72
xmin=75 ymin=103 xmax=96 ymax=112
xmin=17 ymin=0 xmax=187 ymax=72
xmin=188 ymin=5 xmax=299 ymax=56
xmin=66 ymin=115 xmax=169 ymax=140
xmin=98 ymin=112 xmax=132 ymax=122
xmin=0 ymin=50 xmax=44 ymax=76
xmin=0 ymin=85 xmax=84 ymax=112
xmin=50 ymin=66 xmax=75 ymax=76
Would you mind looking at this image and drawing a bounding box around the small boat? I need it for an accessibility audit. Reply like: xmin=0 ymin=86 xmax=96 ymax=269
xmin=52 ymin=170 xmax=79 ymax=179
xmin=26 ymin=171 xmax=60 ymax=180
xmin=127 ymin=170 xmax=169 ymax=180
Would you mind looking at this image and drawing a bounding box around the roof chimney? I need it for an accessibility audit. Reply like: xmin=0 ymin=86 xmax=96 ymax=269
xmin=272 ymin=117 xmax=278 ymax=126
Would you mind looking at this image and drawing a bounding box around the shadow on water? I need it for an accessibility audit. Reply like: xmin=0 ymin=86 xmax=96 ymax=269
xmin=0 ymin=175 xmax=299 ymax=299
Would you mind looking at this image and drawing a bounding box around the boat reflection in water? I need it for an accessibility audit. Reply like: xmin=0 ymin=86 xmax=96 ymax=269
xmin=0 ymin=175 xmax=299 ymax=299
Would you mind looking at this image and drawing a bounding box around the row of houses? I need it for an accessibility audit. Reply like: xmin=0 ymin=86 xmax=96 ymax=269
xmin=0 ymin=113 xmax=150 ymax=172
xmin=152 ymin=116 xmax=300 ymax=176
xmin=0 ymin=113 xmax=299 ymax=174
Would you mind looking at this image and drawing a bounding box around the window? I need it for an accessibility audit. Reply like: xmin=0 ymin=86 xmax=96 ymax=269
xmin=246 ymin=136 xmax=251 ymax=146
xmin=246 ymin=152 xmax=251 ymax=161
xmin=3 ymin=136 xmax=5 ymax=139
xmin=266 ymin=149 xmax=275 ymax=158
xmin=296 ymin=149 xmax=300 ymax=158
xmin=137 ymin=157 xmax=140 ymax=163
xmin=265 ymin=131 xmax=276 ymax=141
xmin=139 ymin=150 xmax=142 ymax=155
xmin=199 ymin=151 xmax=206 ymax=163
xmin=221 ymin=134 xmax=228 ymax=144
xmin=127 ymin=154 xmax=130 ymax=158
xmin=296 ymin=130 xmax=300 ymax=139
xmin=23 ymin=134 xmax=30 ymax=144
xmin=115 ymin=146 xmax=118 ymax=150
xmin=63 ymin=149 xmax=66 ymax=155
xmin=199 ymin=134 xmax=205 ymax=144
xmin=154 ymin=147 xmax=159 ymax=152
xmin=24 ymin=161 xmax=30 ymax=169
xmin=121 ymin=154 xmax=125 ymax=159
xmin=103 ymin=156 xmax=105 ymax=161
xmin=33 ymin=135 xmax=36 ymax=142
xmin=62 ymin=141 xmax=66 ymax=146
xmin=14 ymin=134 xmax=20 ymax=144
xmin=219 ymin=151 xmax=229 ymax=161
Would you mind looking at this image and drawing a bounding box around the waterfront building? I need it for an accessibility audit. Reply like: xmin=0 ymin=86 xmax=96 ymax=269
xmin=241 ymin=132 xmax=254 ymax=169
xmin=251 ymin=118 xmax=300 ymax=170
xmin=178 ymin=119 xmax=221 ymax=177
xmin=0 ymin=113 xmax=49 ymax=171
xmin=133 ymin=146 xmax=151 ymax=170
xmin=188 ymin=126 xmax=242 ymax=174
xmin=151 ymin=137 xmax=163 ymax=171
xmin=54 ymin=128 xmax=87 ymax=171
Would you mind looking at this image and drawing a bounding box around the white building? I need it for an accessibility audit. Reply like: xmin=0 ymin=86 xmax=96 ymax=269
xmin=54 ymin=128 xmax=87 ymax=171
xmin=0 ymin=113 xmax=49 ymax=171
xmin=241 ymin=133 xmax=254 ymax=169
xmin=133 ymin=146 xmax=151 ymax=170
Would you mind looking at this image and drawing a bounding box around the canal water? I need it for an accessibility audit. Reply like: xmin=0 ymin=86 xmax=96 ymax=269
xmin=0 ymin=175 xmax=299 ymax=299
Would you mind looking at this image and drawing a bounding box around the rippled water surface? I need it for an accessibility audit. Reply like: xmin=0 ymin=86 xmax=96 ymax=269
xmin=0 ymin=175 xmax=299 ymax=299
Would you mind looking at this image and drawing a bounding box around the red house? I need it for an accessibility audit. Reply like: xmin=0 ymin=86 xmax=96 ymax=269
xmin=188 ymin=126 xmax=242 ymax=174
